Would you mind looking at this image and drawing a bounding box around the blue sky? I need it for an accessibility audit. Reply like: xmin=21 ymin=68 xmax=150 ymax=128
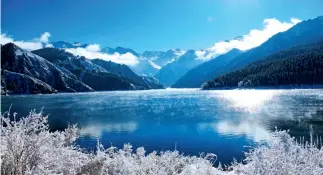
xmin=1 ymin=0 xmax=323 ymax=52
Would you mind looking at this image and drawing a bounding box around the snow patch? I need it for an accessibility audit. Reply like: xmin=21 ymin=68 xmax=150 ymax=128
xmin=148 ymin=60 xmax=161 ymax=69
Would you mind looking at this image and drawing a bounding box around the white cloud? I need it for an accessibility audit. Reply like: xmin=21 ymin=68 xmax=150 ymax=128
xmin=14 ymin=41 xmax=43 ymax=50
xmin=291 ymin=18 xmax=302 ymax=24
xmin=39 ymin=32 xmax=51 ymax=43
xmin=194 ymin=50 xmax=214 ymax=60
xmin=65 ymin=44 xmax=139 ymax=66
xmin=1 ymin=32 xmax=139 ymax=66
xmin=196 ymin=17 xmax=302 ymax=60
xmin=80 ymin=122 xmax=137 ymax=137
xmin=0 ymin=32 xmax=51 ymax=50
xmin=0 ymin=33 xmax=14 ymax=44
xmin=85 ymin=44 xmax=100 ymax=52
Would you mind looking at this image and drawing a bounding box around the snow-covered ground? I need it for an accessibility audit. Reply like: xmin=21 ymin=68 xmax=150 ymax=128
xmin=1 ymin=111 xmax=322 ymax=175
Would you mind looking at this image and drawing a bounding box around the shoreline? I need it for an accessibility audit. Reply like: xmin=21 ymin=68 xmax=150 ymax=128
xmin=2 ymin=86 xmax=323 ymax=96
xmin=202 ymin=84 xmax=323 ymax=90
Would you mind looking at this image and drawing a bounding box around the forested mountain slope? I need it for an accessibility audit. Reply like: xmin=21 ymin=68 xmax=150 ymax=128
xmin=202 ymin=40 xmax=323 ymax=89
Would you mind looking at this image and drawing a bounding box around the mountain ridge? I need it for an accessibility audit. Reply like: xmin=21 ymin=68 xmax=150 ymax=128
xmin=202 ymin=40 xmax=323 ymax=89
xmin=172 ymin=15 xmax=323 ymax=88
xmin=1 ymin=43 xmax=94 ymax=93
xmin=32 ymin=47 xmax=164 ymax=90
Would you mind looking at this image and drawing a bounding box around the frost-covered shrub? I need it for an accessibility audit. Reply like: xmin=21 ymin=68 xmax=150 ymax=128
xmin=0 ymin=111 xmax=218 ymax=175
xmin=1 ymin=111 xmax=323 ymax=175
xmin=0 ymin=111 xmax=89 ymax=175
xmin=228 ymin=130 xmax=323 ymax=175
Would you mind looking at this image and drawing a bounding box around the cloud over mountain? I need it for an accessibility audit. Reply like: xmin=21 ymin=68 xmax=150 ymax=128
xmin=0 ymin=32 xmax=52 ymax=50
xmin=0 ymin=17 xmax=302 ymax=65
xmin=196 ymin=18 xmax=302 ymax=60
xmin=65 ymin=44 xmax=139 ymax=66
xmin=39 ymin=32 xmax=51 ymax=43
xmin=0 ymin=32 xmax=139 ymax=66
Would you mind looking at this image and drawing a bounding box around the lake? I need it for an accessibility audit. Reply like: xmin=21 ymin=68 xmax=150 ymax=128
xmin=1 ymin=89 xmax=323 ymax=165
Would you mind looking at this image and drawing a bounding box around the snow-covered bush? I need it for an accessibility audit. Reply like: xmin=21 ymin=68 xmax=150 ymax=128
xmin=228 ymin=130 xmax=323 ymax=175
xmin=1 ymin=111 xmax=323 ymax=175
xmin=0 ymin=111 xmax=89 ymax=175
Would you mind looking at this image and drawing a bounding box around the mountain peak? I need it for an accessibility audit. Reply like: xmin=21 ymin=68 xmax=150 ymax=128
xmin=2 ymin=43 xmax=25 ymax=55
xmin=228 ymin=48 xmax=243 ymax=54
xmin=3 ymin=42 xmax=19 ymax=49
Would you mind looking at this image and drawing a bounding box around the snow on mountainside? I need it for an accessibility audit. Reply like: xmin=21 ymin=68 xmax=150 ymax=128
xmin=47 ymin=41 xmax=185 ymax=77
xmin=1 ymin=70 xmax=57 ymax=95
xmin=154 ymin=50 xmax=205 ymax=86
xmin=148 ymin=60 xmax=161 ymax=69
xmin=91 ymin=59 xmax=163 ymax=89
xmin=142 ymin=51 xmax=166 ymax=60
xmin=50 ymin=41 xmax=89 ymax=48
xmin=131 ymin=49 xmax=185 ymax=76
xmin=102 ymin=46 xmax=141 ymax=57
xmin=1 ymin=43 xmax=94 ymax=93
xmin=32 ymin=48 xmax=163 ymax=90
xmin=130 ymin=59 xmax=160 ymax=76
xmin=143 ymin=49 xmax=185 ymax=67
xmin=32 ymin=48 xmax=108 ymax=74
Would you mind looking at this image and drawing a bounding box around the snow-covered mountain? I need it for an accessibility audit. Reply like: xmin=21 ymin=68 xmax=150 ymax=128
xmin=143 ymin=49 xmax=185 ymax=67
xmin=32 ymin=48 xmax=163 ymax=90
xmin=128 ymin=49 xmax=185 ymax=76
xmin=32 ymin=48 xmax=108 ymax=74
xmin=102 ymin=46 xmax=141 ymax=57
xmin=1 ymin=70 xmax=57 ymax=94
xmin=50 ymin=41 xmax=88 ymax=48
xmin=47 ymin=41 xmax=186 ymax=77
xmin=100 ymin=46 xmax=185 ymax=76
xmin=154 ymin=50 xmax=205 ymax=86
xmin=90 ymin=59 xmax=163 ymax=89
xmin=1 ymin=43 xmax=94 ymax=93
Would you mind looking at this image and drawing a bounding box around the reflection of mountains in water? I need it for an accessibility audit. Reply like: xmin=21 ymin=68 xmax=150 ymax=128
xmin=267 ymin=109 xmax=323 ymax=142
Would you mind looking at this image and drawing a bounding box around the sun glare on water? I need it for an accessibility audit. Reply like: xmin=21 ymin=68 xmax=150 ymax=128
xmin=218 ymin=89 xmax=280 ymax=112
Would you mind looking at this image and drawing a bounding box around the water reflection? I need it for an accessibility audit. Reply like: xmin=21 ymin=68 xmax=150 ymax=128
xmin=198 ymin=121 xmax=271 ymax=142
xmin=79 ymin=122 xmax=137 ymax=137
xmin=2 ymin=89 xmax=323 ymax=165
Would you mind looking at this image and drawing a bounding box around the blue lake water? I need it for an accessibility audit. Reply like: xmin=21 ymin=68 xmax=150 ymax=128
xmin=2 ymin=89 xmax=323 ymax=165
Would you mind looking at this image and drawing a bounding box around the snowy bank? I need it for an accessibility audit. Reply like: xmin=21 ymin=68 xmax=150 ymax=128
xmin=1 ymin=111 xmax=323 ymax=175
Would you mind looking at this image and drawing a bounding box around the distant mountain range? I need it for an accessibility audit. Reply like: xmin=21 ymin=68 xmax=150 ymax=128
xmin=50 ymin=41 xmax=89 ymax=48
xmin=2 ymin=15 xmax=323 ymax=94
xmin=174 ymin=15 xmax=323 ymax=88
xmin=50 ymin=42 xmax=185 ymax=77
xmin=172 ymin=49 xmax=243 ymax=88
xmin=154 ymin=50 xmax=205 ymax=86
xmin=1 ymin=44 xmax=164 ymax=95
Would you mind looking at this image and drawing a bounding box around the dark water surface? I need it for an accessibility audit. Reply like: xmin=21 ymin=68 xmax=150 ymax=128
xmin=2 ymin=89 xmax=323 ymax=164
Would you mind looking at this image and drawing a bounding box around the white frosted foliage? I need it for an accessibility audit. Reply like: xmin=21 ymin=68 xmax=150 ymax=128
xmin=1 ymin=111 xmax=322 ymax=175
